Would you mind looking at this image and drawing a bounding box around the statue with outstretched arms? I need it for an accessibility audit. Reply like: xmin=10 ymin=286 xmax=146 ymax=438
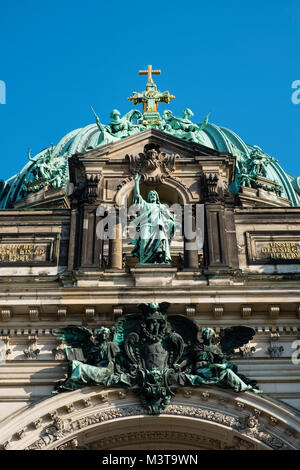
xmin=130 ymin=173 xmax=175 ymax=264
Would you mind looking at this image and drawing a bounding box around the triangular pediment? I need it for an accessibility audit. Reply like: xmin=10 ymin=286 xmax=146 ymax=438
xmin=73 ymin=128 xmax=230 ymax=162
xmin=68 ymin=127 xmax=236 ymax=208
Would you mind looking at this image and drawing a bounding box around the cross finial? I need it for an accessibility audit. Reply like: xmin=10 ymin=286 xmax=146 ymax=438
xmin=138 ymin=65 xmax=161 ymax=84
xmin=128 ymin=65 xmax=174 ymax=126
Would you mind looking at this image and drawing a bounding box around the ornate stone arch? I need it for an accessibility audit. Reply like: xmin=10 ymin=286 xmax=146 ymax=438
xmin=114 ymin=176 xmax=194 ymax=209
xmin=0 ymin=387 xmax=299 ymax=450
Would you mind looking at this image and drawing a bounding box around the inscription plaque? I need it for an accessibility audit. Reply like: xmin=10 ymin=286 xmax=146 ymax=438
xmin=0 ymin=244 xmax=47 ymax=263
xmin=0 ymin=235 xmax=58 ymax=266
xmin=246 ymin=232 xmax=300 ymax=264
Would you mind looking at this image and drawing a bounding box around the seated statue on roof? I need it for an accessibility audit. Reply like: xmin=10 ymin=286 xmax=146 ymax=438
xmin=89 ymin=109 xmax=145 ymax=149
xmin=161 ymin=108 xmax=209 ymax=144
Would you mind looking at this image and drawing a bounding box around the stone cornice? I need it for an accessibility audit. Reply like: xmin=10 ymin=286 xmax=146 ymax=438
xmin=0 ymin=387 xmax=299 ymax=450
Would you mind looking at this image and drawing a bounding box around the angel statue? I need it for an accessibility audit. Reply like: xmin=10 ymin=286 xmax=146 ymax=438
xmin=51 ymin=305 xmax=262 ymax=414
xmin=161 ymin=108 xmax=209 ymax=144
xmin=188 ymin=327 xmax=261 ymax=393
xmin=130 ymin=173 xmax=175 ymax=263
xmin=87 ymin=107 xmax=145 ymax=149
xmin=167 ymin=317 xmax=261 ymax=394
xmin=248 ymin=146 xmax=276 ymax=179
xmin=52 ymin=326 xmax=131 ymax=393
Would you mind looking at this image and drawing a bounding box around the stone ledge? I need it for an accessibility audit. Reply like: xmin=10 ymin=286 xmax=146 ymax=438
xmin=130 ymin=264 xmax=177 ymax=287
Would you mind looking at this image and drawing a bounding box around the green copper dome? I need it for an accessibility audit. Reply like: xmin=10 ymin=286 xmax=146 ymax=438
xmin=1 ymin=67 xmax=299 ymax=209
xmin=0 ymin=110 xmax=299 ymax=208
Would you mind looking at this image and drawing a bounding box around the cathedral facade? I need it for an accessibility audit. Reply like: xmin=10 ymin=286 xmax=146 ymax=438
xmin=0 ymin=68 xmax=299 ymax=450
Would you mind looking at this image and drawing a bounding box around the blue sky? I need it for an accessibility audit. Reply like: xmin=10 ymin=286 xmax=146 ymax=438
xmin=0 ymin=0 xmax=299 ymax=181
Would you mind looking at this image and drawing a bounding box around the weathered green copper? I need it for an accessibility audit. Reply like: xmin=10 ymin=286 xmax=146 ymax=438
xmin=162 ymin=108 xmax=209 ymax=143
xmin=52 ymin=303 xmax=261 ymax=415
xmin=20 ymin=146 xmax=69 ymax=199
xmin=87 ymin=107 xmax=146 ymax=149
xmin=237 ymin=145 xmax=283 ymax=196
xmin=184 ymin=327 xmax=260 ymax=392
xmin=1 ymin=67 xmax=298 ymax=208
xmin=87 ymin=106 xmax=210 ymax=151
xmin=130 ymin=173 xmax=175 ymax=263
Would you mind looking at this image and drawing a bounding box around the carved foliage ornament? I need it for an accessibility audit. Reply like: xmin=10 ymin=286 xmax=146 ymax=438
xmin=23 ymin=404 xmax=293 ymax=451
xmin=127 ymin=144 xmax=177 ymax=184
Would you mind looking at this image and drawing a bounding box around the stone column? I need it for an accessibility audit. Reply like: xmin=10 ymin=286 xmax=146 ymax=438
xmin=67 ymin=208 xmax=78 ymax=271
xmin=108 ymin=212 xmax=123 ymax=270
xmin=79 ymin=203 xmax=103 ymax=269
xmin=204 ymin=203 xmax=228 ymax=268
xmin=183 ymin=205 xmax=199 ymax=270
xmin=224 ymin=204 xmax=239 ymax=269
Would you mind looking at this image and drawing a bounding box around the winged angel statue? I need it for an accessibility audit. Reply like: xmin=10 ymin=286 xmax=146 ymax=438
xmin=52 ymin=304 xmax=261 ymax=414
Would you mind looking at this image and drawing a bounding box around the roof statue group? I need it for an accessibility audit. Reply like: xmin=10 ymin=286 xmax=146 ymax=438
xmin=88 ymin=64 xmax=210 ymax=149
xmin=20 ymin=146 xmax=68 ymax=198
xmin=1 ymin=63 xmax=293 ymax=208
xmin=89 ymin=106 xmax=210 ymax=150
xmin=239 ymin=146 xmax=282 ymax=197
xmin=53 ymin=303 xmax=261 ymax=415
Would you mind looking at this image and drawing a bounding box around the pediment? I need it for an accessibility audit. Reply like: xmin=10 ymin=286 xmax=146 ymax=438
xmin=69 ymin=128 xmax=235 ymax=190
xmin=68 ymin=128 xmax=236 ymax=202
xmin=72 ymin=127 xmax=229 ymax=162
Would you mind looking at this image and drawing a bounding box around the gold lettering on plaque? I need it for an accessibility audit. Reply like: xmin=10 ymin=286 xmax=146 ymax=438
xmin=260 ymin=241 xmax=300 ymax=260
xmin=0 ymin=244 xmax=47 ymax=263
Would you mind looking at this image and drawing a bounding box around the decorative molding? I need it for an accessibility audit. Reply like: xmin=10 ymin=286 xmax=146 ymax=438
xmin=200 ymin=392 xmax=210 ymax=401
xmin=28 ymin=308 xmax=39 ymax=322
xmin=212 ymin=305 xmax=223 ymax=319
xmin=224 ymin=436 xmax=255 ymax=450
xmin=240 ymin=306 xmax=252 ymax=319
xmin=85 ymin=307 xmax=95 ymax=322
xmin=23 ymin=348 xmax=40 ymax=359
xmin=205 ymin=173 xmax=219 ymax=197
xmin=269 ymin=305 xmax=280 ymax=319
xmin=55 ymin=438 xmax=78 ymax=450
xmin=82 ymin=398 xmax=92 ymax=408
xmin=267 ymin=332 xmax=284 ymax=358
xmin=0 ymin=334 xmax=11 ymax=358
xmin=52 ymin=346 xmax=65 ymax=361
xmin=85 ymin=173 xmax=100 ymax=204
xmin=97 ymin=392 xmax=109 ymax=403
xmin=32 ymin=419 xmax=42 ymax=429
xmin=113 ymin=306 xmax=123 ymax=319
xmin=267 ymin=344 xmax=284 ymax=358
xmin=1 ymin=309 xmax=11 ymax=322
xmin=25 ymin=406 xmax=144 ymax=450
xmin=185 ymin=305 xmax=196 ymax=317
xmin=0 ymin=391 xmax=293 ymax=451
xmin=24 ymin=334 xmax=40 ymax=359
xmin=238 ymin=345 xmax=256 ymax=358
xmin=76 ymin=431 xmax=221 ymax=451
xmin=284 ymin=427 xmax=297 ymax=438
xmin=16 ymin=429 xmax=26 ymax=440
xmin=57 ymin=308 xmax=67 ymax=321
xmin=127 ymin=144 xmax=177 ymax=184
xmin=2 ymin=441 xmax=11 ymax=450
xmin=269 ymin=416 xmax=278 ymax=426
xmin=236 ymin=401 xmax=245 ymax=409
xmin=65 ymin=404 xmax=75 ymax=414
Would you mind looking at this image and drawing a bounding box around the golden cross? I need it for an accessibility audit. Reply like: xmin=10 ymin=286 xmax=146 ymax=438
xmin=138 ymin=65 xmax=161 ymax=83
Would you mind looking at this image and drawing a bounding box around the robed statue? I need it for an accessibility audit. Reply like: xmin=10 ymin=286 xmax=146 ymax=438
xmin=130 ymin=173 xmax=175 ymax=263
